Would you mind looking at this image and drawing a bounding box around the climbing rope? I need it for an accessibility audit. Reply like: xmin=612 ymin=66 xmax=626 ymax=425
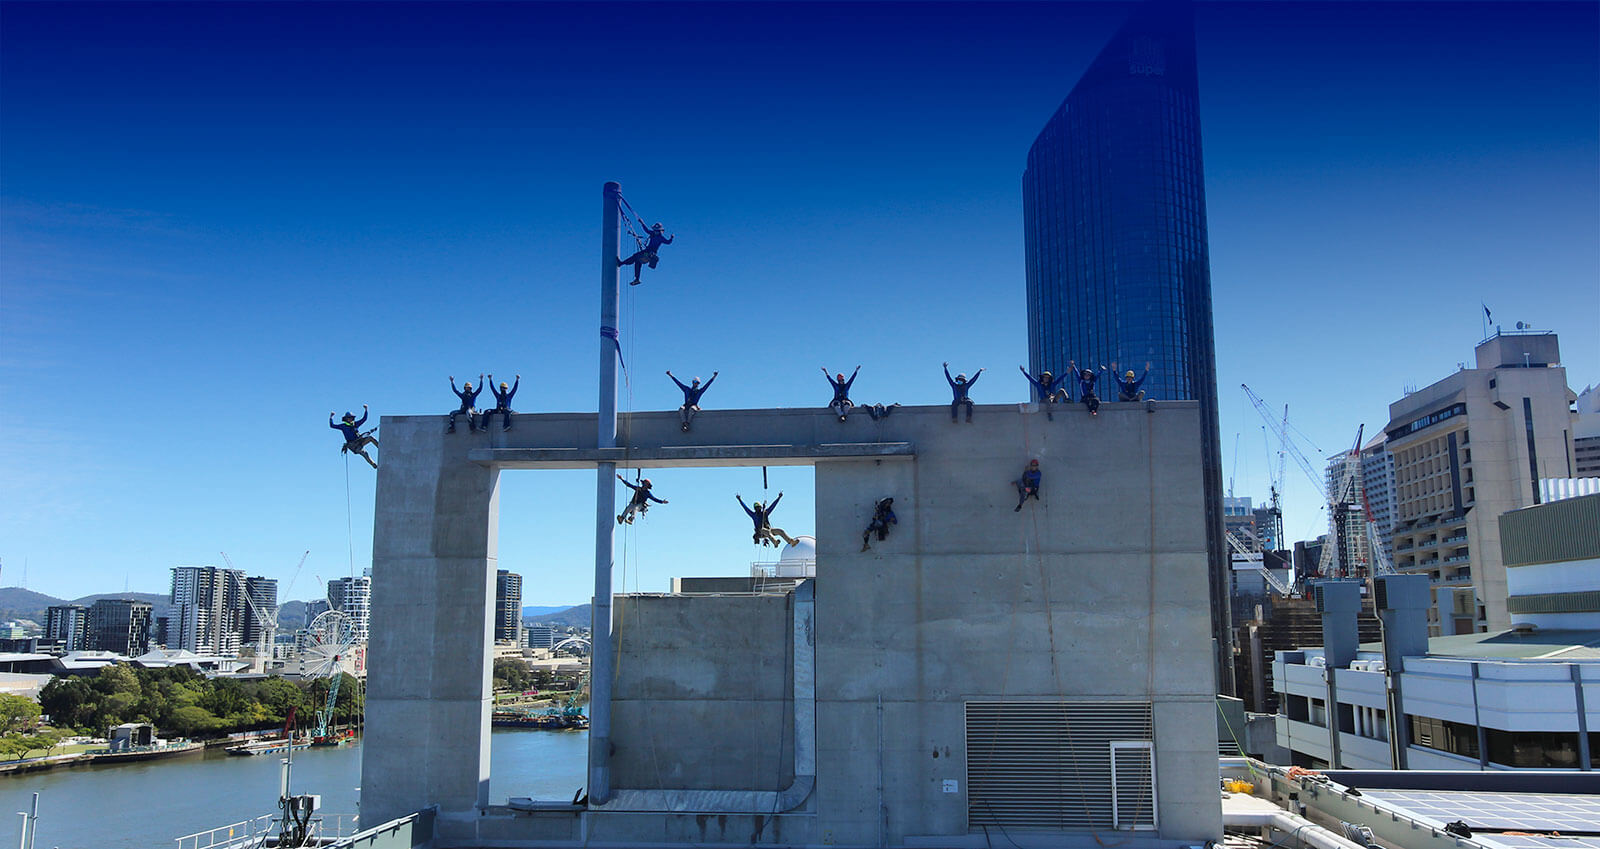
xmin=343 ymin=453 xmax=356 ymax=577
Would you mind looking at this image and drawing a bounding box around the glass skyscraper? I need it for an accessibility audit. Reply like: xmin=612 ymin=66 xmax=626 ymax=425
xmin=1023 ymin=0 xmax=1231 ymax=691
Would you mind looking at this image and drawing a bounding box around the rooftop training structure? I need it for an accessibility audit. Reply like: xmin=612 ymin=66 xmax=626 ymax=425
xmin=357 ymin=184 xmax=1223 ymax=847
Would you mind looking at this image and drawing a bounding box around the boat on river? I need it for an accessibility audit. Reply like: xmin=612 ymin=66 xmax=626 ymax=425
xmin=226 ymin=737 xmax=311 ymax=757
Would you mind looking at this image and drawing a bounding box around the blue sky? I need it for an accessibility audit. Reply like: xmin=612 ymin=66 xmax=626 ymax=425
xmin=2 ymin=2 xmax=1595 ymax=606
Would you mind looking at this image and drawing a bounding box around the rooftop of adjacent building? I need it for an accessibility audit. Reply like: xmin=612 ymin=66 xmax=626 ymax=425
xmin=1362 ymin=627 xmax=1600 ymax=660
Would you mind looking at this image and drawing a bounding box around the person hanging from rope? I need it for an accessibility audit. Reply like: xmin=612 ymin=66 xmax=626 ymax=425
xmin=447 ymin=375 xmax=484 ymax=433
xmin=861 ymin=497 xmax=898 ymax=551
xmin=864 ymin=402 xmax=901 ymax=420
xmin=482 ymin=374 xmax=520 ymax=431
xmin=737 ymin=492 xmax=799 ymax=548
xmin=823 ymin=366 xmax=860 ymax=421
xmin=329 ymin=406 xmax=378 ymax=469
xmin=1112 ymin=361 xmax=1152 ymax=402
xmin=1068 ymin=361 xmax=1103 ymax=416
xmin=667 ymin=370 xmax=718 ymax=432
xmin=617 ymin=474 xmax=668 ymax=525
xmin=943 ymin=362 xmax=984 ymax=423
xmin=1019 ymin=365 xmax=1069 ymax=420
xmin=617 ymin=221 xmax=674 ymax=286
xmin=1013 ymin=459 xmax=1042 ymax=511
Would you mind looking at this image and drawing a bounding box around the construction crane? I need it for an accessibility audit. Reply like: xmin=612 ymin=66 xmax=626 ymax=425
xmin=221 ymin=550 xmax=309 ymax=661
xmin=1243 ymin=385 xmax=1371 ymax=579
xmin=1225 ymin=529 xmax=1293 ymax=596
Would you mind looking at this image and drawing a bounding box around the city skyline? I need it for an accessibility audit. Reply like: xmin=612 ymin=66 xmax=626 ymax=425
xmin=2 ymin=1 xmax=1596 ymax=604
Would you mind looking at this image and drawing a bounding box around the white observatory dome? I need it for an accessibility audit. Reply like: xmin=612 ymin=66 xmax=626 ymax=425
xmin=772 ymin=535 xmax=817 ymax=578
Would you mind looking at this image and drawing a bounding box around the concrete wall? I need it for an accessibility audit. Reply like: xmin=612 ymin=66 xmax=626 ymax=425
xmin=363 ymin=401 xmax=1222 ymax=845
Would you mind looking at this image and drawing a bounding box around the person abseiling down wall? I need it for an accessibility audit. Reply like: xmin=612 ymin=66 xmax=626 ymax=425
xmin=1069 ymin=362 xmax=1103 ymax=416
xmin=1014 ymin=459 xmax=1042 ymax=511
xmin=667 ymin=370 xmax=718 ymax=432
xmin=1113 ymin=361 xmax=1151 ymax=402
xmin=944 ymin=363 xmax=984 ymax=423
xmin=1020 ymin=365 xmax=1069 ymax=420
xmin=482 ymin=374 xmax=520 ymax=431
xmin=330 ymin=406 xmax=378 ymax=469
xmin=861 ymin=497 xmax=897 ymax=551
xmin=617 ymin=475 xmax=667 ymax=525
xmin=618 ymin=221 xmax=674 ymax=286
xmin=823 ymin=366 xmax=860 ymax=422
xmin=738 ymin=492 xmax=799 ymax=548
xmin=447 ymin=375 xmax=484 ymax=433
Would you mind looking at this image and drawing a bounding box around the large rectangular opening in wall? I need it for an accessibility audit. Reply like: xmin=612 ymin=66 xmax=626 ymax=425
xmin=488 ymin=465 xmax=817 ymax=804
xmin=965 ymin=701 xmax=1154 ymax=832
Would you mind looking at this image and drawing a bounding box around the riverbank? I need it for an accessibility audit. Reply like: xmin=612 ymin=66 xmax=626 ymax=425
xmin=0 ymin=740 xmax=204 ymax=776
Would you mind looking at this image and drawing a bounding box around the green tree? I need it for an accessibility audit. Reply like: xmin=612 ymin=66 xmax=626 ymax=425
xmin=0 ymin=694 xmax=41 ymax=735
xmin=168 ymin=706 xmax=220 ymax=738
xmin=96 ymin=664 xmax=140 ymax=697
xmin=0 ymin=734 xmax=34 ymax=761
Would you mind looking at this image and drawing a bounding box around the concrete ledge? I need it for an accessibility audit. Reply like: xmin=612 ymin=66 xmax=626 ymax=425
xmin=470 ymin=441 xmax=915 ymax=469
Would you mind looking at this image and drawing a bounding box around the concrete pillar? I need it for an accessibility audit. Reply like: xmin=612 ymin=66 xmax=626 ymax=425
xmin=360 ymin=417 xmax=500 ymax=825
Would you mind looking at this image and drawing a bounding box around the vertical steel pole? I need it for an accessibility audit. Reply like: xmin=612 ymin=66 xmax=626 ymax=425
xmin=589 ymin=181 xmax=621 ymax=804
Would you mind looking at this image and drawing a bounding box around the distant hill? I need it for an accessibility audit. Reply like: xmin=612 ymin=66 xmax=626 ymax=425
xmin=521 ymin=605 xmax=574 ymax=619
xmin=526 ymin=604 xmax=590 ymax=628
xmin=0 ymin=587 xmax=171 ymax=624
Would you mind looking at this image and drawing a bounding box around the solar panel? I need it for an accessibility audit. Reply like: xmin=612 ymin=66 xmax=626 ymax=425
xmin=1364 ymin=790 xmax=1600 ymax=834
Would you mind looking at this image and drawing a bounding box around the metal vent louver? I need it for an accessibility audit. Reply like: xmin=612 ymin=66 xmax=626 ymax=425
xmin=966 ymin=701 xmax=1155 ymax=832
xmin=1374 ymin=578 xmax=1389 ymax=611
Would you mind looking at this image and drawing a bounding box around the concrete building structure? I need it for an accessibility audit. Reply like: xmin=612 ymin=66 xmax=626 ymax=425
xmin=523 ymin=625 xmax=556 ymax=650
xmin=1385 ymin=332 xmax=1578 ymax=635
xmin=1324 ymin=451 xmax=1371 ymax=577
xmin=1499 ymin=492 xmax=1600 ymax=630
xmin=1275 ymin=571 xmax=1600 ymax=771
xmin=495 ymin=570 xmax=522 ymax=644
xmin=328 ymin=574 xmax=372 ymax=643
xmin=361 ymin=402 xmax=1221 ymax=846
xmin=1573 ymin=383 xmax=1600 ymax=477
xmin=170 ymin=565 xmax=246 ymax=655
xmin=87 ymin=598 xmax=152 ymax=655
xmin=44 ymin=604 xmax=90 ymax=652
xmin=1023 ymin=0 xmax=1230 ymax=691
xmin=243 ymin=576 xmax=278 ymax=648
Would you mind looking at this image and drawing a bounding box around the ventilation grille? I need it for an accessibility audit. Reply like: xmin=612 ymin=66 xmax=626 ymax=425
xmin=966 ymin=701 xmax=1155 ymax=832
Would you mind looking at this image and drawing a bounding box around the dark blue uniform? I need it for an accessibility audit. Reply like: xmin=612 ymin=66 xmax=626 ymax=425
xmin=944 ymin=365 xmax=983 ymax=422
xmin=483 ymin=377 xmax=519 ymax=431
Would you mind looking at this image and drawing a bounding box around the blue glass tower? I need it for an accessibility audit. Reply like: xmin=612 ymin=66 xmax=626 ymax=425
xmin=1023 ymin=0 xmax=1231 ymax=691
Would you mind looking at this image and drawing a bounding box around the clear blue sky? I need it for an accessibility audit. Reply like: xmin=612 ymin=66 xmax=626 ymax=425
xmin=3 ymin=2 xmax=1595 ymax=606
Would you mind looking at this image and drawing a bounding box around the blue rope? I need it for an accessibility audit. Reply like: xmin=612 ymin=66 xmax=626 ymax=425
xmin=600 ymin=325 xmax=627 ymax=372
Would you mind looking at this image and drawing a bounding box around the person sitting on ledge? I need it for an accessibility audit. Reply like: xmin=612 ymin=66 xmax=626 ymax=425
xmin=738 ymin=492 xmax=799 ymax=547
xmin=1069 ymin=362 xmax=1102 ymax=416
xmin=1020 ymin=366 xmax=1069 ymax=420
xmin=482 ymin=374 xmax=520 ymax=431
xmin=944 ymin=363 xmax=983 ymax=423
xmin=1113 ymin=361 xmax=1151 ymax=402
xmin=667 ymin=370 xmax=718 ymax=432
xmin=823 ymin=366 xmax=860 ymax=422
xmin=448 ymin=375 xmax=484 ymax=433
xmin=330 ymin=406 xmax=378 ymax=469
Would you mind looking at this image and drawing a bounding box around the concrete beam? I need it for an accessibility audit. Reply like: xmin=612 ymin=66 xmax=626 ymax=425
xmin=470 ymin=441 xmax=915 ymax=469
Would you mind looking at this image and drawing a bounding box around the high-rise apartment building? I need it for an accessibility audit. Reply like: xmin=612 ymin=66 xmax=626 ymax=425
xmin=1251 ymin=505 xmax=1283 ymax=552
xmin=1324 ymin=451 xmax=1371 ymax=576
xmin=44 ymin=604 xmax=90 ymax=652
xmin=524 ymin=624 xmax=556 ymax=650
xmin=328 ymin=575 xmax=372 ymax=643
xmin=243 ymin=576 xmax=279 ymax=650
xmin=495 ymin=570 xmax=523 ymax=644
xmin=1386 ymin=331 xmax=1577 ymax=634
xmin=1023 ymin=0 xmax=1229 ymax=689
xmin=1575 ymin=384 xmax=1600 ymax=476
xmin=170 ymin=565 xmax=247 ymax=654
xmin=1360 ymin=434 xmax=1397 ymax=567
xmin=87 ymin=598 xmax=152 ymax=655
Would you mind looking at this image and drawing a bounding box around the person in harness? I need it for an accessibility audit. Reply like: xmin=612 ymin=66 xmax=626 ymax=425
xmin=861 ymin=497 xmax=897 ymax=551
xmin=1019 ymin=366 xmax=1069 ymax=420
xmin=618 ymin=222 xmax=674 ymax=286
xmin=1014 ymin=459 xmax=1042 ymax=511
xmin=617 ymin=475 xmax=668 ymax=525
xmin=944 ymin=363 xmax=984 ymax=423
xmin=1113 ymin=361 xmax=1152 ymax=402
xmin=667 ymin=370 xmax=718 ymax=432
xmin=823 ymin=366 xmax=860 ymax=421
xmin=482 ymin=374 xmax=520 ymax=431
xmin=330 ymin=406 xmax=378 ymax=469
xmin=448 ymin=375 xmax=484 ymax=433
xmin=1069 ymin=362 xmax=1103 ymax=416
xmin=737 ymin=492 xmax=799 ymax=548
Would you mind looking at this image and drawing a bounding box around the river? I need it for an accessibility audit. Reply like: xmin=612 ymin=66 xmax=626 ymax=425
xmin=0 ymin=729 xmax=588 ymax=849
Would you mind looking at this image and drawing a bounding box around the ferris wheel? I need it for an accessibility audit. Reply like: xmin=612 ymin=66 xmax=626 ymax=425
xmin=303 ymin=610 xmax=358 ymax=679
